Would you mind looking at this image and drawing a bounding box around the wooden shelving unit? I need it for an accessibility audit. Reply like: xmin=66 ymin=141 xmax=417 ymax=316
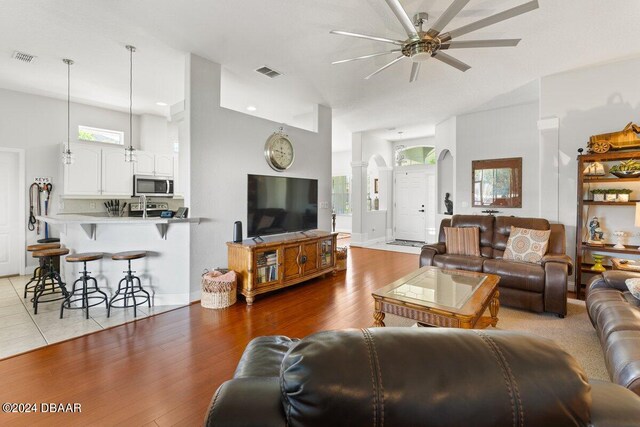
xmin=575 ymin=150 xmax=640 ymax=299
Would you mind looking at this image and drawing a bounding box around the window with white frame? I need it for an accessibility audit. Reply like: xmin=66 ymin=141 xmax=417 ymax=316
xmin=332 ymin=175 xmax=351 ymax=215
xmin=78 ymin=125 xmax=124 ymax=145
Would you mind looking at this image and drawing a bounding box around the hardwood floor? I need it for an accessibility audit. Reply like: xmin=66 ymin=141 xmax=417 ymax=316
xmin=0 ymin=247 xmax=418 ymax=426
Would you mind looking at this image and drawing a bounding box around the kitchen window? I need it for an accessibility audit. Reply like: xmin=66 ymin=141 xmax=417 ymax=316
xmin=78 ymin=125 xmax=124 ymax=145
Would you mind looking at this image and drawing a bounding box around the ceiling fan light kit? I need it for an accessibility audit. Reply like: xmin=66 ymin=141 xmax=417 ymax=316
xmin=331 ymin=0 xmax=539 ymax=82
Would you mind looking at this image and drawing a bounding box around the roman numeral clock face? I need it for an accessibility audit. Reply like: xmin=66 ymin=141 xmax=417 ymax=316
xmin=265 ymin=133 xmax=295 ymax=171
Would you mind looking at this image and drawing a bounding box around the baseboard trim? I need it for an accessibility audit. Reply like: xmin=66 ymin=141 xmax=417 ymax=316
xmin=154 ymin=293 xmax=190 ymax=306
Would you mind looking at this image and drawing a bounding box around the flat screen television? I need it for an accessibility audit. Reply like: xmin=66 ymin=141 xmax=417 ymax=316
xmin=247 ymin=174 xmax=318 ymax=237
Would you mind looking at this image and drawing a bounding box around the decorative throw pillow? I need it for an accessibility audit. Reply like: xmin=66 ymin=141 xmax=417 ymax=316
xmin=444 ymin=227 xmax=481 ymax=257
xmin=503 ymin=226 xmax=551 ymax=264
xmin=626 ymin=278 xmax=640 ymax=300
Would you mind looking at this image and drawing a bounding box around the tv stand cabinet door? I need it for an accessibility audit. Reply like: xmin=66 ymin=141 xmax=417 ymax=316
xmin=301 ymin=242 xmax=319 ymax=275
xmin=283 ymin=244 xmax=302 ymax=282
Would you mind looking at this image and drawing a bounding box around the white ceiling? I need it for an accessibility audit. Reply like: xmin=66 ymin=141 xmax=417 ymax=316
xmin=2 ymin=1 xmax=640 ymax=147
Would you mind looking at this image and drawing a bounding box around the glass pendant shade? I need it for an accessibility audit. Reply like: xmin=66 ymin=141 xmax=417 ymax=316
xmin=124 ymin=146 xmax=136 ymax=163
xmin=62 ymin=148 xmax=74 ymax=165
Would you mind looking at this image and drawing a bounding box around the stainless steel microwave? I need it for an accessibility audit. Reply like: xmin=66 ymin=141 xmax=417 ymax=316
xmin=133 ymin=175 xmax=174 ymax=197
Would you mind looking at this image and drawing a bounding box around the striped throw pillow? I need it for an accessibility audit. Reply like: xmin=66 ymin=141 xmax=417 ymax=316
xmin=503 ymin=226 xmax=551 ymax=264
xmin=444 ymin=227 xmax=481 ymax=257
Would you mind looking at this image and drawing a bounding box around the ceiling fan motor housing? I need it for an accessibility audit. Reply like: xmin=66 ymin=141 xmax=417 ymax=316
xmin=403 ymin=34 xmax=440 ymax=62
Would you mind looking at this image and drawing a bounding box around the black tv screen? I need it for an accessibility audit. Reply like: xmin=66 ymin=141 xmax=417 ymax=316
xmin=247 ymin=174 xmax=318 ymax=237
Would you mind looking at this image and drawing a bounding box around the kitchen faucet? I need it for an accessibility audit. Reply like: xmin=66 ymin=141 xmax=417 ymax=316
xmin=140 ymin=195 xmax=147 ymax=218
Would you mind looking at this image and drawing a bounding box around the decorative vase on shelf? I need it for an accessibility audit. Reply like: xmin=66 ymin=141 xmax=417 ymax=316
xmin=591 ymin=254 xmax=607 ymax=272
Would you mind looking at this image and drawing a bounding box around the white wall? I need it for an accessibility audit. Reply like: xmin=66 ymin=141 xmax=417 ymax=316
xmin=350 ymin=131 xmax=393 ymax=245
xmin=187 ymin=54 xmax=332 ymax=300
xmin=140 ymin=113 xmax=172 ymax=154
xmin=0 ymin=87 xmax=142 ymax=266
xmin=455 ymin=102 xmax=540 ymax=217
xmin=541 ymin=56 xmax=640 ymax=259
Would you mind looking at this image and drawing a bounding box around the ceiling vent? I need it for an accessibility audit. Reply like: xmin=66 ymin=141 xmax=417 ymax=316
xmin=12 ymin=51 xmax=37 ymax=63
xmin=255 ymin=66 xmax=282 ymax=78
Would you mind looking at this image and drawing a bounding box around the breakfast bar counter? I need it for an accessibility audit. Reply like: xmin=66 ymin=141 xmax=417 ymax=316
xmin=37 ymin=214 xmax=200 ymax=306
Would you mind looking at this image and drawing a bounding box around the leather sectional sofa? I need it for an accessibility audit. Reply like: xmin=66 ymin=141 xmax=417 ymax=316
xmin=587 ymin=270 xmax=640 ymax=396
xmin=420 ymin=215 xmax=573 ymax=317
xmin=205 ymin=328 xmax=640 ymax=426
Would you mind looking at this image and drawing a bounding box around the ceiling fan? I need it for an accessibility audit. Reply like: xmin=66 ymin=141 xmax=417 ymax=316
xmin=330 ymin=0 xmax=539 ymax=82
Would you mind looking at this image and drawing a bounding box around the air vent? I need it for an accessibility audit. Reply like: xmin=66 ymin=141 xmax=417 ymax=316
xmin=255 ymin=66 xmax=282 ymax=78
xmin=12 ymin=51 xmax=37 ymax=63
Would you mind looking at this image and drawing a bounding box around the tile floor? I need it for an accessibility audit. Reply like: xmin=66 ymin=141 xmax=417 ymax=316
xmin=0 ymin=275 xmax=184 ymax=359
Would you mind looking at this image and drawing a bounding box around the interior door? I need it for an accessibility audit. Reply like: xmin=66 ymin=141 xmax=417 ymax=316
xmin=394 ymin=171 xmax=427 ymax=242
xmin=0 ymin=151 xmax=19 ymax=276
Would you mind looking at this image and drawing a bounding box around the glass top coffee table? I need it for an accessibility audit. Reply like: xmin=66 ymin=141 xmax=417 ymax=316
xmin=372 ymin=266 xmax=500 ymax=328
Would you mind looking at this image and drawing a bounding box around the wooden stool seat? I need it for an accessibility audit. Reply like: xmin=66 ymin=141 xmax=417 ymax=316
xmin=32 ymin=248 xmax=70 ymax=258
xmin=27 ymin=243 xmax=61 ymax=251
xmin=112 ymin=251 xmax=146 ymax=261
xmin=66 ymin=252 xmax=103 ymax=263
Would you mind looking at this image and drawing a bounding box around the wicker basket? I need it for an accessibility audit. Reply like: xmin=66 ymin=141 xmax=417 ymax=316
xmin=201 ymin=270 xmax=237 ymax=309
xmin=336 ymin=247 xmax=348 ymax=271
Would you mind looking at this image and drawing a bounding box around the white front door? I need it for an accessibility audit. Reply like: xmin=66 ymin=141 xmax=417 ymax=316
xmin=394 ymin=171 xmax=427 ymax=242
xmin=0 ymin=151 xmax=20 ymax=276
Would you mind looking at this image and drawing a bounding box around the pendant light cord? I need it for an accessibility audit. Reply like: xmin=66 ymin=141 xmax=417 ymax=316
xmin=67 ymin=60 xmax=70 ymax=152
xmin=129 ymin=46 xmax=133 ymax=151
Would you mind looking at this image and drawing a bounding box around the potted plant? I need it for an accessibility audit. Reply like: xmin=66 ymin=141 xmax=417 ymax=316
xmin=618 ymin=189 xmax=633 ymax=202
xmin=609 ymin=159 xmax=640 ymax=178
xmin=591 ymin=189 xmax=607 ymax=202
xmin=605 ymin=189 xmax=618 ymax=201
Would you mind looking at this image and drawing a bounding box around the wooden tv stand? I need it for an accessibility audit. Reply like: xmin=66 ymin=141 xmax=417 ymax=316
xmin=227 ymin=231 xmax=337 ymax=305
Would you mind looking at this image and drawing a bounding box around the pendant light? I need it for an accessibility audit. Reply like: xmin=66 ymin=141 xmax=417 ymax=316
xmin=62 ymin=58 xmax=74 ymax=165
xmin=124 ymin=44 xmax=136 ymax=162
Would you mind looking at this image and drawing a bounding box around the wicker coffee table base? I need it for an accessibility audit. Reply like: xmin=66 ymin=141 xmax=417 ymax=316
xmin=373 ymin=290 xmax=499 ymax=329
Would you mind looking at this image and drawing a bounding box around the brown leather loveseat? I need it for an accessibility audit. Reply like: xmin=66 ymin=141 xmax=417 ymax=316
xmin=587 ymin=270 xmax=640 ymax=396
xmin=420 ymin=215 xmax=573 ymax=317
xmin=205 ymin=328 xmax=640 ymax=426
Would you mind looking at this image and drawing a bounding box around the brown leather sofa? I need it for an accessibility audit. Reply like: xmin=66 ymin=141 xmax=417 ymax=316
xmin=586 ymin=270 xmax=640 ymax=396
xmin=205 ymin=328 xmax=640 ymax=426
xmin=420 ymin=215 xmax=573 ymax=317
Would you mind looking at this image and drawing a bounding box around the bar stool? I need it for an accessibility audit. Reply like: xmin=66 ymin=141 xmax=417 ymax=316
xmin=24 ymin=243 xmax=61 ymax=298
xmin=32 ymin=247 xmax=70 ymax=314
xmin=37 ymin=238 xmax=60 ymax=244
xmin=108 ymin=251 xmax=151 ymax=318
xmin=61 ymin=253 xmax=108 ymax=319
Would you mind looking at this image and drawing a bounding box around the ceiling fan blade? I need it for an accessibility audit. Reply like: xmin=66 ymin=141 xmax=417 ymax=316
xmin=442 ymin=0 xmax=539 ymax=42
xmin=332 ymin=50 xmax=401 ymax=65
xmin=432 ymin=51 xmax=471 ymax=72
xmin=330 ymin=30 xmax=404 ymax=46
xmin=440 ymin=39 xmax=521 ymax=50
xmin=410 ymin=62 xmax=421 ymax=82
xmin=427 ymin=0 xmax=471 ymax=37
xmin=365 ymin=55 xmax=406 ymax=80
xmin=384 ymin=0 xmax=418 ymax=37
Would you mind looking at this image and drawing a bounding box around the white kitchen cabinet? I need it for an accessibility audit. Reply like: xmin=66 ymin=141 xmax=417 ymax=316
xmin=134 ymin=151 xmax=156 ymax=176
xmin=63 ymin=143 xmax=102 ymax=196
xmin=134 ymin=151 xmax=173 ymax=177
xmin=101 ymin=147 xmax=133 ymax=196
xmin=154 ymin=154 xmax=174 ymax=176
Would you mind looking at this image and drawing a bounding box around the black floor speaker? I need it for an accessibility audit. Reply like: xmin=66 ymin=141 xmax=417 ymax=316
xmin=233 ymin=221 xmax=243 ymax=243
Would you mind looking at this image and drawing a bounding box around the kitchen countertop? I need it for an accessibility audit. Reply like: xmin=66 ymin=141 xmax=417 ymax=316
xmin=37 ymin=214 xmax=200 ymax=225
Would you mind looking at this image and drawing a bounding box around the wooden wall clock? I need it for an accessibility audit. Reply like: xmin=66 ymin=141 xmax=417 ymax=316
xmin=264 ymin=128 xmax=294 ymax=171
